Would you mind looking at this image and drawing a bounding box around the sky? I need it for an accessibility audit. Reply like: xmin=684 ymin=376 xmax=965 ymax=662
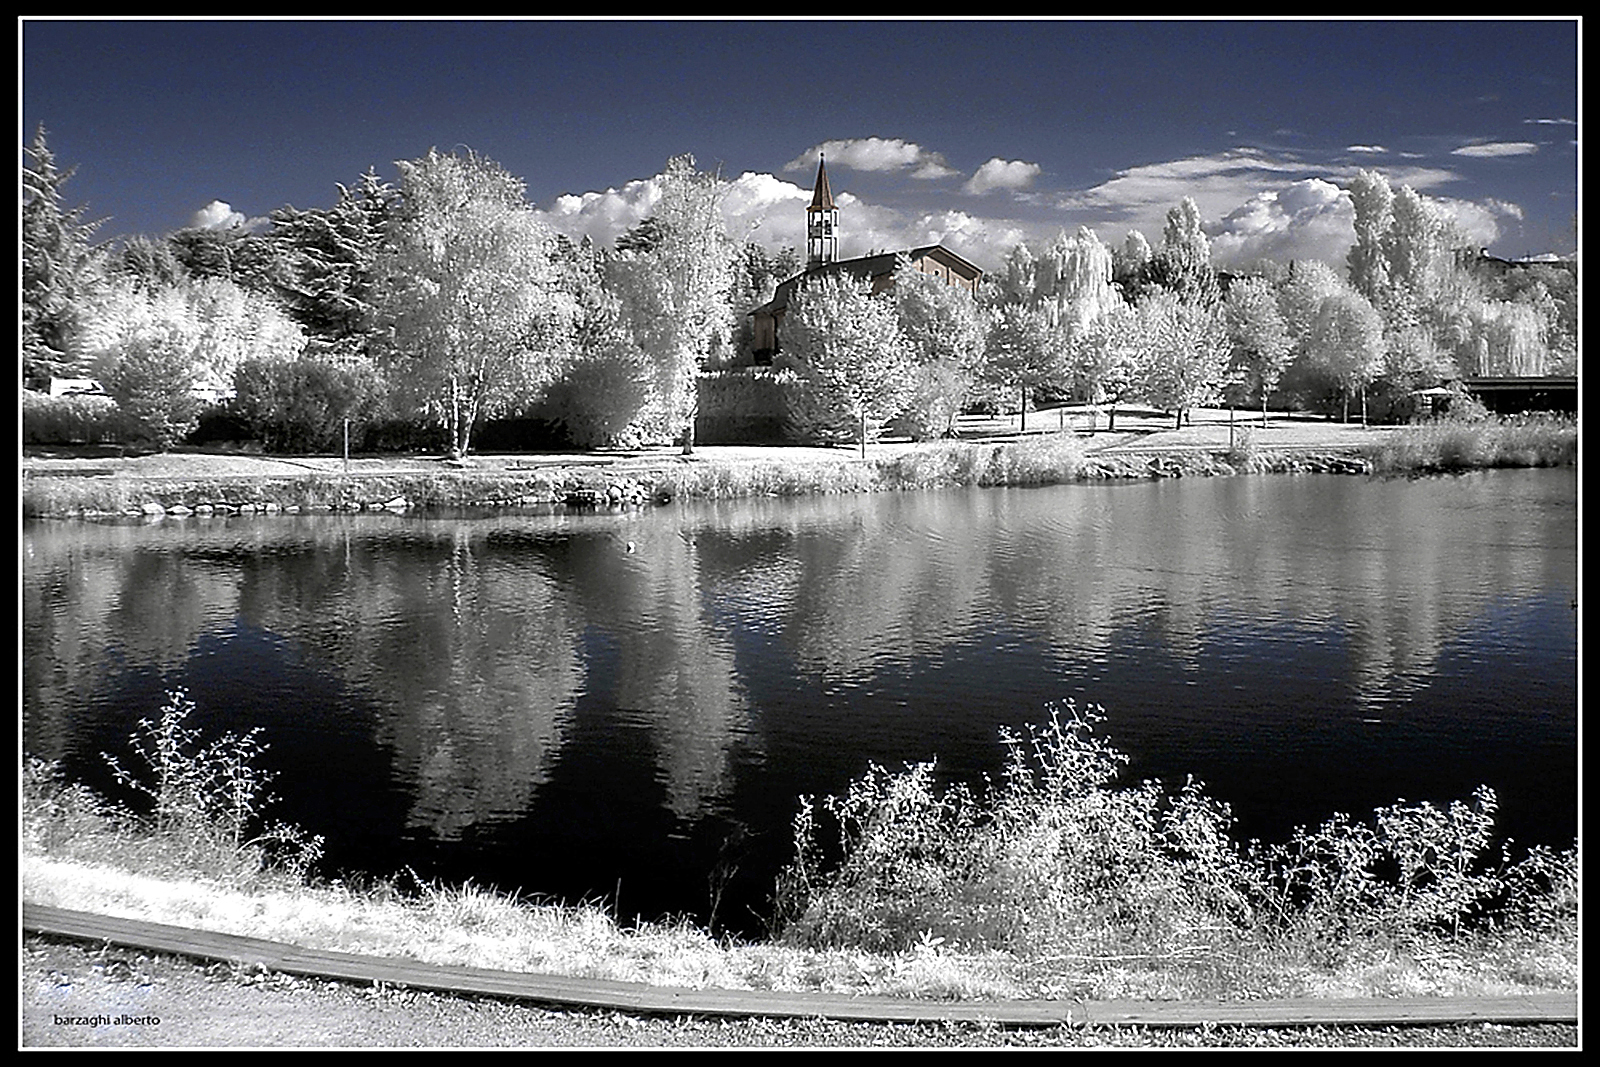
xmin=20 ymin=18 xmax=1581 ymax=276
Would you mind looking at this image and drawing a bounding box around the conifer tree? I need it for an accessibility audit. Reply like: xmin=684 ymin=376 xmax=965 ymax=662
xmin=22 ymin=124 xmax=103 ymax=384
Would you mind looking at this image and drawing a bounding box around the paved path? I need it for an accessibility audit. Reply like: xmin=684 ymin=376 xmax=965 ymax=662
xmin=23 ymin=904 xmax=1577 ymax=1031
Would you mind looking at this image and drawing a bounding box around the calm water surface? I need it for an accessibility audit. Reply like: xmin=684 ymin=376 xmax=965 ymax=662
xmin=22 ymin=468 xmax=1578 ymax=933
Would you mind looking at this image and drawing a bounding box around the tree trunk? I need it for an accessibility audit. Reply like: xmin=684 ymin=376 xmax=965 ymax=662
xmin=859 ymin=410 xmax=867 ymax=460
xmin=1019 ymin=386 xmax=1027 ymax=433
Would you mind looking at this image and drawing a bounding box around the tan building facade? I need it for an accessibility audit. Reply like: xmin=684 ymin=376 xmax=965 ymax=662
xmin=749 ymin=157 xmax=984 ymax=360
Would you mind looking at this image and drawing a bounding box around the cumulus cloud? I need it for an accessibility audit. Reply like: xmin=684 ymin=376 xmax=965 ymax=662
xmin=536 ymin=177 xmax=662 ymax=248
xmin=189 ymin=199 xmax=268 ymax=231
xmin=785 ymin=137 xmax=958 ymax=179
xmin=1431 ymin=195 xmax=1523 ymax=249
xmin=963 ymin=158 xmax=1042 ymax=196
xmin=1208 ymin=178 xmax=1356 ymax=269
xmin=1452 ymin=141 xmax=1540 ymax=157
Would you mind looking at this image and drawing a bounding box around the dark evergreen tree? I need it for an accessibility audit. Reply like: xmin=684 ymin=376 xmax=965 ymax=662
xmin=265 ymin=169 xmax=396 ymax=363
xmin=21 ymin=124 xmax=103 ymax=384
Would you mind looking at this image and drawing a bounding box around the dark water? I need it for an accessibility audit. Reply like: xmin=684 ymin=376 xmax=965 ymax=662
xmin=22 ymin=468 xmax=1578 ymax=935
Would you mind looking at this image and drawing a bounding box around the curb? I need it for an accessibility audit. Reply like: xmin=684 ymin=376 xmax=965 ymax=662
xmin=22 ymin=904 xmax=1578 ymax=1030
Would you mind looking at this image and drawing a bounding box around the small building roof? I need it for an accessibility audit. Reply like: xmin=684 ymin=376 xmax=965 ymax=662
xmin=751 ymin=245 xmax=984 ymax=317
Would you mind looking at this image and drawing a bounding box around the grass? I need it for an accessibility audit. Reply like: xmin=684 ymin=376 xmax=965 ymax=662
xmin=1362 ymin=414 xmax=1578 ymax=475
xmin=21 ymin=691 xmax=1579 ymax=1004
xmin=22 ymin=410 xmax=1578 ymax=518
xmin=655 ymin=436 xmax=1093 ymax=501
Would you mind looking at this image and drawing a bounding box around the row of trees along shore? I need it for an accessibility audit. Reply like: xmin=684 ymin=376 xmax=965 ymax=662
xmin=23 ymin=125 xmax=1578 ymax=458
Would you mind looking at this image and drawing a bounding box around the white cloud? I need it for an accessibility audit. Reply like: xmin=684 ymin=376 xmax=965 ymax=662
xmin=1523 ymin=117 xmax=1576 ymax=125
xmin=1346 ymin=145 xmax=1388 ymax=154
xmin=1452 ymin=141 xmax=1540 ymax=158
xmin=785 ymin=137 xmax=958 ymax=179
xmin=963 ymin=158 xmax=1041 ymax=196
xmin=189 ymin=199 xmax=268 ymax=232
xmin=532 ymin=140 xmax=1523 ymax=281
xmin=1372 ymin=165 xmax=1460 ymax=191
xmin=719 ymin=170 xmax=811 ymax=246
xmin=1430 ymin=195 xmax=1523 ymax=249
xmin=536 ymin=177 xmax=662 ymax=248
xmin=1208 ymin=178 xmax=1356 ymax=269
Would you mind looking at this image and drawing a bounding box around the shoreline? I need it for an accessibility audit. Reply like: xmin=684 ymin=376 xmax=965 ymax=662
xmin=19 ymin=444 xmax=1380 ymax=520
xmin=15 ymin=414 xmax=1412 ymax=520
xmin=21 ymin=409 xmax=1577 ymax=520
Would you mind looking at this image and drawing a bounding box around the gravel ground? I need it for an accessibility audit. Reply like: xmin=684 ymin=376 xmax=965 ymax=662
xmin=21 ymin=937 xmax=1578 ymax=1050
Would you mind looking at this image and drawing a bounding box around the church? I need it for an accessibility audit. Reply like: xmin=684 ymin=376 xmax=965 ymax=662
xmin=748 ymin=156 xmax=984 ymax=360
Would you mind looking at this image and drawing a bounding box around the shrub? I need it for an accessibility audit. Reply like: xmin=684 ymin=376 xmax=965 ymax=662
xmin=1253 ymin=787 xmax=1508 ymax=950
xmin=99 ymin=689 xmax=324 ymax=883
xmin=100 ymin=331 xmax=206 ymax=450
xmin=1225 ymin=425 xmax=1260 ymax=469
xmin=695 ymin=367 xmax=793 ymax=444
xmin=1363 ymin=414 xmax=1577 ymax=474
xmin=231 ymin=356 xmax=384 ymax=453
xmin=539 ymin=340 xmax=654 ymax=449
xmin=22 ymin=389 xmax=138 ymax=446
xmin=776 ymin=703 xmax=1255 ymax=959
xmin=888 ymin=361 xmax=971 ymax=441
xmin=771 ymin=355 xmax=856 ymax=446
xmin=775 ymin=702 xmax=1578 ymax=972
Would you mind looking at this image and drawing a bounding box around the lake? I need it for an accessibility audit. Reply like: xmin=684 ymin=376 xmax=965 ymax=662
xmin=22 ymin=467 xmax=1578 ymax=936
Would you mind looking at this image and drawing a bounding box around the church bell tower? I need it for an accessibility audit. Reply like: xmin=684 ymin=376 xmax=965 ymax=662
xmin=806 ymin=155 xmax=838 ymax=269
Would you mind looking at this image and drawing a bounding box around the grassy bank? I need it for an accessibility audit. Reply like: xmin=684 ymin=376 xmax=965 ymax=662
xmin=1360 ymin=414 xmax=1578 ymax=475
xmin=18 ymin=466 xmax=657 ymax=520
xmin=22 ymin=692 xmax=1578 ymax=1005
xmin=21 ymin=414 xmax=1577 ymax=520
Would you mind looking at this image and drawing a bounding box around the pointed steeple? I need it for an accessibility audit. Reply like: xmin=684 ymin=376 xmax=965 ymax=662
xmin=809 ymin=155 xmax=835 ymax=210
xmin=806 ymin=154 xmax=839 ymax=269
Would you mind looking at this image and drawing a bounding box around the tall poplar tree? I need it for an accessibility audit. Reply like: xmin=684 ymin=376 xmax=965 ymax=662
xmin=607 ymin=155 xmax=735 ymax=451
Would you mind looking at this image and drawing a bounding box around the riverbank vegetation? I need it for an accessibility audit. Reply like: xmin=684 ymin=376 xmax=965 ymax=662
xmin=21 ymin=411 xmax=1575 ymax=520
xmin=1361 ymin=413 xmax=1578 ymax=475
xmin=22 ymin=691 xmax=1578 ymax=1003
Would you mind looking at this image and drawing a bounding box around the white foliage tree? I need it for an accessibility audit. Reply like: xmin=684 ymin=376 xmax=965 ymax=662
xmin=1036 ymin=226 xmax=1126 ymax=338
xmin=892 ymin=258 xmax=987 ymax=439
xmin=1155 ymin=197 xmax=1219 ymax=306
xmin=1223 ymin=276 xmax=1293 ymax=422
xmin=1306 ymin=289 xmax=1386 ymax=423
xmin=1345 ymin=169 xmax=1395 ymax=311
xmin=983 ymin=302 xmax=1071 ymax=431
xmin=607 ymin=154 xmax=736 ymax=451
xmin=782 ymin=272 xmax=910 ymax=457
xmin=1134 ymin=291 xmax=1231 ymax=428
xmin=377 ymin=148 xmax=563 ymax=459
xmin=73 ymin=274 xmax=305 ymax=449
xmin=1071 ymin=302 xmax=1142 ymax=431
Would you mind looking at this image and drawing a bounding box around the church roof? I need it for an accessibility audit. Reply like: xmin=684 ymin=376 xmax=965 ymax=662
xmin=750 ymin=245 xmax=983 ymax=317
xmin=808 ymin=157 xmax=835 ymax=211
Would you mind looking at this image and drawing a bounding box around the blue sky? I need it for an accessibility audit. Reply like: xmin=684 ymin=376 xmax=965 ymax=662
xmin=20 ymin=18 xmax=1580 ymax=273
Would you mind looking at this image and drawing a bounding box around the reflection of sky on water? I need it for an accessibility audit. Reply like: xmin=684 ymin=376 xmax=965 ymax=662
xmin=22 ymin=469 xmax=1577 ymax=926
